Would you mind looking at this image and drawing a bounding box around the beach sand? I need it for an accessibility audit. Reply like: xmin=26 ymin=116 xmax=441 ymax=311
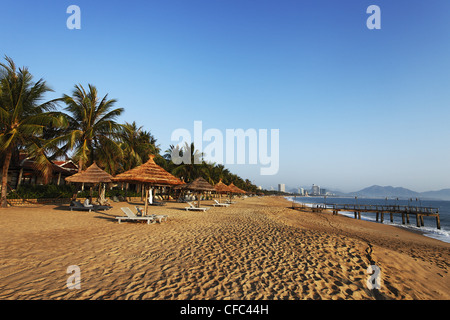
xmin=0 ymin=196 xmax=448 ymax=300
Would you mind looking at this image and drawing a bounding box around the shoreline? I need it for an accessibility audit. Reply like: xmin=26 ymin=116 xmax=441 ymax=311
xmin=0 ymin=196 xmax=448 ymax=300
xmin=286 ymin=196 xmax=449 ymax=244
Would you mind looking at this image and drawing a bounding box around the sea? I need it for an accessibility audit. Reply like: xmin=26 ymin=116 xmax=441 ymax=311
xmin=286 ymin=196 xmax=450 ymax=244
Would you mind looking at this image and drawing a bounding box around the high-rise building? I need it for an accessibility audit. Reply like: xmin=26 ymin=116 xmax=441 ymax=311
xmin=311 ymin=184 xmax=320 ymax=196
xmin=278 ymin=184 xmax=285 ymax=192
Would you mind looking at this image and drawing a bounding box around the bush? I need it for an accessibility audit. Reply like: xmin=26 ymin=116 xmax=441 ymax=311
xmin=7 ymin=184 xmax=76 ymax=199
xmin=7 ymin=185 xmax=144 ymax=200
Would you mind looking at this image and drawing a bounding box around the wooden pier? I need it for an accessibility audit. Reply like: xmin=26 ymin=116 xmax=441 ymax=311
xmin=291 ymin=202 xmax=441 ymax=229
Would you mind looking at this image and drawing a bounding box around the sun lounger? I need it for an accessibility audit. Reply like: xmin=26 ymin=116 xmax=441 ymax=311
xmin=148 ymin=200 xmax=166 ymax=206
xmin=70 ymin=201 xmax=94 ymax=212
xmin=185 ymin=202 xmax=209 ymax=212
xmin=213 ymin=199 xmax=229 ymax=207
xmin=135 ymin=206 xmax=168 ymax=223
xmin=94 ymin=204 xmax=112 ymax=211
xmin=116 ymin=207 xmax=155 ymax=224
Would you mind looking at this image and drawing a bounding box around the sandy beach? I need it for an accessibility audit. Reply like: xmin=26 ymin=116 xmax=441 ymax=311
xmin=0 ymin=196 xmax=448 ymax=300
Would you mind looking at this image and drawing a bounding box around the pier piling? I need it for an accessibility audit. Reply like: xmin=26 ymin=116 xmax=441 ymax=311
xmin=291 ymin=202 xmax=441 ymax=230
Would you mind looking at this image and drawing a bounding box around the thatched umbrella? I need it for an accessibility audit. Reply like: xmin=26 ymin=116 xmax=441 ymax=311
xmin=65 ymin=162 xmax=113 ymax=201
xmin=182 ymin=177 xmax=215 ymax=208
xmin=65 ymin=162 xmax=113 ymax=184
xmin=228 ymin=183 xmax=247 ymax=201
xmin=112 ymin=155 xmax=183 ymax=215
xmin=236 ymin=186 xmax=247 ymax=194
xmin=227 ymin=183 xmax=243 ymax=194
xmin=214 ymin=179 xmax=232 ymax=202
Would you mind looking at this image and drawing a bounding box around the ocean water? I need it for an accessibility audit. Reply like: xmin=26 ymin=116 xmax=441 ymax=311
xmin=286 ymin=196 xmax=450 ymax=244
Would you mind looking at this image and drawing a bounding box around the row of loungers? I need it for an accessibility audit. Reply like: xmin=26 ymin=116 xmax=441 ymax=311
xmin=184 ymin=199 xmax=236 ymax=211
xmin=116 ymin=199 xmax=236 ymax=224
xmin=71 ymin=199 xmax=236 ymax=225
xmin=69 ymin=200 xmax=112 ymax=212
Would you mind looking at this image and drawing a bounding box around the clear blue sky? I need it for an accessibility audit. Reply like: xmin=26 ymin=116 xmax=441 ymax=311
xmin=2 ymin=0 xmax=450 ymax=192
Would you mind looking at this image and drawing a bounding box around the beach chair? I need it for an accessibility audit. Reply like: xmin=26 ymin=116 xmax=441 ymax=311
xmin=116 ymin=207 xmax=155 ymax=224
xmin=70 ymin=200 xmax=94 ymax=212
xmin=176 ymin=197 xmax=187 ymax=203
xmin=135 ymin=206 xmax=168 ymax=223
xmin=213 ymin=199 xmax=229 ymax=207
xmin=185 ymin=202 xmax=210 ymax=212
xmin=94 ymin=204 xmax=112 ymax=211
xmin=148 ymin=199 xmax=166 ymax=206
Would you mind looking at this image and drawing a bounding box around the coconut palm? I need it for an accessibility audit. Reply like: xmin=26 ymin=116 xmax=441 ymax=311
xmin=0 ymin=56 xmax=63 ymax=207
xmin=60 ymin=84 xmax=124 ymax=172
xmin=171 ymin=142 xmax=205 ymax=182
xmin=118 ymin=121 xmax=160 ymax=171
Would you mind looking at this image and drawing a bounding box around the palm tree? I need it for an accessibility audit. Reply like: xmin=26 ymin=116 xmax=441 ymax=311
xmin=212 ymin=164 xmax=230 ymax=183
xmin=118 ymin=121 xmax=160 ymax=171
xmin=0 ymin=56 xmax=63 ymax=207
xmin=171 ymin=142 xmax=204 ymax=182
xmin=61 ymin=84 xmax=124 ymax=172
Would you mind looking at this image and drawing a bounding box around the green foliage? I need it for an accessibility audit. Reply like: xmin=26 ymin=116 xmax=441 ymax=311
xmin=1 ymin=56 xmax=259 ymax=199
xmin=7 ymin=184 xmax=76 ymax=199
xmin=60 ymin=83 xmax=124 ymax=173
xmin=0 ymin=55 xmax=66 ymax=207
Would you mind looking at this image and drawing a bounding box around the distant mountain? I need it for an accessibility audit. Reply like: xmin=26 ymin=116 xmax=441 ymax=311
xmin=355 ymin=185 xmax=420 ymax=198
xmin=419 ymin=189 xmax=450 ymax=201
xmin=284 ymin=184 xmax=450 ymax=201
xmin=352 ymin=185 xmax=450 ymax=201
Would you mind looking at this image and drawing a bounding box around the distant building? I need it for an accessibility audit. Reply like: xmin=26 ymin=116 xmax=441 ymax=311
xmin=278 ymin=184 xmax=285 ymax=192
xmin=257 ymin=186 xmax=262 ymax=190
xmin=321 ymin=188 xmax=327 ymax=195
xmin=311 ymin=184 xmax=320 ymax=196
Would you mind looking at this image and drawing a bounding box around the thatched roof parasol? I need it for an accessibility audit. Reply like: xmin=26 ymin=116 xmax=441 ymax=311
xmin=111 ymin=155 xmax=183 ymax=215
xmin=112 ymin=155 xmax=183 ymax=186
xmin=65 ymin=162 xmax=112 ymax=184
xmin=228 ymin=183 xmax=246 ymax=194
xmin=181 ymin=177 xmax=215 ymax=208
xmin=213 ymin=179 xmax=233 ymax=203
xmin=183 ymin=177 xmax=215 ymax=192
xmin=214 ymin=179 xmax=232 ymax=193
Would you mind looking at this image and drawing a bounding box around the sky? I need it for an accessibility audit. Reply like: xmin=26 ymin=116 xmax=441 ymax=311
xmin=1 ymin=0 xmax=450 ymax=192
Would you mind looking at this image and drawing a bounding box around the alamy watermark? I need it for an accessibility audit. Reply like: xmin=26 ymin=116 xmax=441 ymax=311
xmin=66 ymin=265 xmax=81 ymax=289
xmin=366 ymin=5 xmax=381 ymax=30
xmin=66 ymin=5 xmax=81 ymax=30
xmin=366 ymin=265 xmax=381 ymax=290
xmin=65 ymin=5 xmax=381 ymax=31
xmin=170 ymin=121 xmax=279 ymax=176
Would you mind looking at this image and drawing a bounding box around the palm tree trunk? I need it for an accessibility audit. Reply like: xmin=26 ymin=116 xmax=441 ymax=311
xmin=1 ymin=148 xmax=13 ymax=208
